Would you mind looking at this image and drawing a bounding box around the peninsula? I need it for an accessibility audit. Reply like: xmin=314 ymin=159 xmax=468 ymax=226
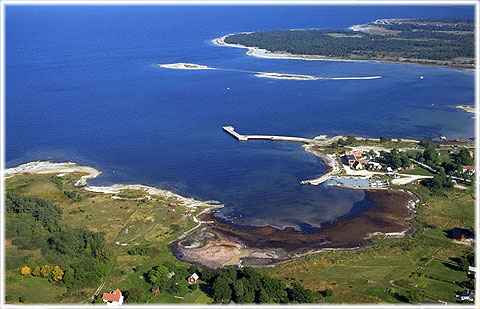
xmin=213 ymin=18 xmax=474 ymax=69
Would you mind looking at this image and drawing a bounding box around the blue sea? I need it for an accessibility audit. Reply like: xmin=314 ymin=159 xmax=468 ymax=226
xmin=6 ymin=5 xmax=475 ymax=232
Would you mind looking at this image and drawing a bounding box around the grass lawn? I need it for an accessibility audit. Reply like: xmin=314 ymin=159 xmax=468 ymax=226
xmin=5 ymin=271 xmax=67 ymax=304
xmin=400 ymin=166 xmax=435 ymax=176
xmin=181 ymin=288 xmax=213 ymax=304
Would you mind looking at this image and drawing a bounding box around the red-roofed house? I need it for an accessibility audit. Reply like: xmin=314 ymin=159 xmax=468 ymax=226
xmin=462 ymin=165 xmax=476 ymax=175
xmin=346 ymin=150 xmax=363 ymax=161
xmin=102 ymin=289 xmax=124 ymax=306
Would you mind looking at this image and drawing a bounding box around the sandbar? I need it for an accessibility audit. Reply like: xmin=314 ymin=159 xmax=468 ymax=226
xmin=156 ymin=63 xmax=214 ymax=70
xmin=254 ymin=72 xmax=318 ymax=80
xmin=456 ymin=105 xmax=475 ymax=114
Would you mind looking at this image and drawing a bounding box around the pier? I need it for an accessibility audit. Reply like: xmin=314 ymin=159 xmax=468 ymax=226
xmin=222 ymin=126 xmax=313 ymax=144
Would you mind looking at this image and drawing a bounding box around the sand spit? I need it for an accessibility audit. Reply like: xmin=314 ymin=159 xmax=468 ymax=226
xmin=5 ymin=161 xmax=216 ymax=209
xmin=212 ymin=33 xmax=370 ymax=63
xmin=319 ymin=76 xmax=382 ymax=80
xmin=254 ymin=72 xmax=318 ymax=80
xmin=156 ymin=63 xmax=214 ymax=70
xmin=456 ymin=105 xmax=475 ymax=114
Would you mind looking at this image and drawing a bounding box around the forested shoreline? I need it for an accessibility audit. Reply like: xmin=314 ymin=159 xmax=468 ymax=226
xmin=223 ymin=18 xmax=474 ymax=69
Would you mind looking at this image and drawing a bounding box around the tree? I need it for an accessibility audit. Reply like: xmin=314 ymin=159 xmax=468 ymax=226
xmin=32 ymin=266 xmax=41 ymax=276
xmin=425 ymin=172 xmax=452 ymax=191
xmin=458 ymin=257 xmax=470 ymax=271
xmin=325 ymin=288 xmax=334 ymax=297
xmin=20 ymin=265 xmax=31 ymax=276
xmin=404 ymin=290 xmax=421 ymax=303
xmin=51 ymin=266 xmax=64 ymax=281
xmin=345 ymin=135 xmax=356 ymax=145
xmin=288 ymin=283 xmax=315 ymax=303
xmin=40 ymin=265 xmax=53 ymax=278
xmin=232 ymin=280 xmax=245 ymax=303
xmin=212 ymin=277 xmax=232 ymax=303
xmin=258 ymin=289 xmax=271 ymax=303
xmin=455 ymin=148 xmax=474 ymax=165
xmin=379 ymin=136 xmax=390 ymax=143
xmin=63 ymin=268 xmax=75 ymax=285
xmin=422 ymin=145 xmax=438 ymax=166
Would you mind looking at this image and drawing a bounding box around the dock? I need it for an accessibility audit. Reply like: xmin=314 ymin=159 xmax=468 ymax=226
xmin=222 ymin=126 xmax=313 ymax=144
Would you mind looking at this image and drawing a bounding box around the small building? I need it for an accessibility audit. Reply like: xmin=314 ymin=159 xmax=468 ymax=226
xmin=352 ymin=161 xmax=364 ymax=170
xmin=462 ymin=165 xmax=476 ymax=175
xmin=167 ymin=271 xmax=175 ymax=279
xmin=450 ymin=228 xmax=469 ymax=241
xmin=468 ymin=266 xmax=476 ymax=276
xmin=341 ymin=155 xmax=357 ymax=166
xmin=169 ymin=202 xmax=178 ymax=209
xmin=151 ymin=286 xmax=159 ymax=295
xmin=102 ymin=289 xmax=124 ymax=306
xmin=457 ymin=289 xmax=475 ymax=302
xmin=367 ymin=161 xmax=382 ymax=171
xmin=168 ymin=208 xmax=176 ymax=214
xmin=188 ymin=273 xmax=199 ymax=284
xmin=346 ymin=150 xmax=363 ymax=160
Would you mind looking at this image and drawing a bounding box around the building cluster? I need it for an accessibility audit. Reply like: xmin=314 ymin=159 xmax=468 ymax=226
xmin=341 ymin=150 xmax=395 ymax=172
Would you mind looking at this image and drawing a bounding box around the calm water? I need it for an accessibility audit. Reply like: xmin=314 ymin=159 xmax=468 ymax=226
xmin=6 ymin=6 xmax=475 ymax=231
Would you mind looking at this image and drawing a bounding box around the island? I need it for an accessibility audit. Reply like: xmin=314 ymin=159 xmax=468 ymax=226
xmin=213 ymin=18 xmax=475 ymax=69
xmin=156 ymin=63 xmax=214 ymax=70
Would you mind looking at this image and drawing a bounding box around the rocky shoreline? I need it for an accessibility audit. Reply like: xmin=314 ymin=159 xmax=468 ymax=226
xmin=5 ymin=161 xmax=218 ymax=209
xmin=6 ymin=160 xmax=418 ymax=269
xmin=171 ymin=189 xmax=418 ymax=268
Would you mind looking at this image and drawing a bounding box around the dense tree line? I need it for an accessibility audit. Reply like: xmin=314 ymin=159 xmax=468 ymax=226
xmin=224 ymin=18 xmax=474 ymax=62
xmin=6 ymin=192 xmax=63 ymax=232
xmin=380 ymin=148 xmax=410 ymax=169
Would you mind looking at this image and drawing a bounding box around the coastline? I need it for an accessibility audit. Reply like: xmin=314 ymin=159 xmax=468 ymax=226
xmin=5 ymin=160 xmax=219 ymax=210
xmin=171 ymin=189 xmax=418 ymax=268
xmin=7 ymin=159 xmax=418 ymax=269
xmin=211 ymin=33 xmax=474 ymax=72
